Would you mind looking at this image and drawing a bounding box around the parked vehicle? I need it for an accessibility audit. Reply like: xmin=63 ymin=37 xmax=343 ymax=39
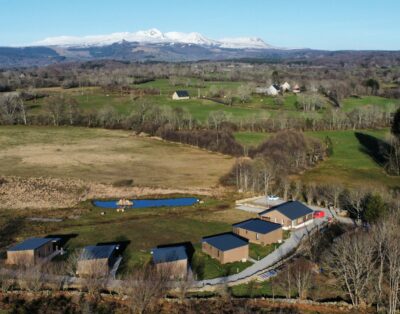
xmin=313 ymin=210 xmax=325 ymax=219
xmin=267 ymin=195 xmax=279 ymax=201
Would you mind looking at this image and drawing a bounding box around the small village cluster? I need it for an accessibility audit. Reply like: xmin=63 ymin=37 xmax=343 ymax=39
xmin=255 ymin=81 xmax=300 ymax=96
xmin=171 ymin=82 xmax=300 ymax=101
xmin=5 ymin=201 xmax=314 ymax=278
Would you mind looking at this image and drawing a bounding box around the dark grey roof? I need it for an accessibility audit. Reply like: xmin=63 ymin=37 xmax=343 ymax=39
xmin=202 ymin=233 xmax=248 ymax=251
xmin=233 ymin=218 xmax=281 ymax=234
xmin=175 ymin=90 xmax=189 ymax=97
xmin=80 ymin=245 xmax=117 ymax=260
xmin=8 ymin=237 xmax=60 ymax=252
xmin=259 ymin=201 xmax=313 ymax=220
xmin=151 ymin=245 xmax=188 ymax=263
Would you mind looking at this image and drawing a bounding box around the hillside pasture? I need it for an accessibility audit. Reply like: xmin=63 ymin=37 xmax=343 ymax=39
xmin=26 ymin=79 xmax=397 ymax=124
xmin=234 ymin=129 xmax=400 ymax=189
xmin=0 ymin=126 xmax=234 ymax=189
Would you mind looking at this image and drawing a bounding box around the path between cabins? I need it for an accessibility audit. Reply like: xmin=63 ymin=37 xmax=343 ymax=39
xmin=194 ymin=217 xmax=327 ymax=287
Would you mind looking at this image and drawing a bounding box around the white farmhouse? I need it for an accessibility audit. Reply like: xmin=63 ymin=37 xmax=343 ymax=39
xmin=281 ymin=82 xmax=291 ymax=92
xmin=266 ymin=85 xmax=279 ymax=96
xmin=292 ymin=84 xmax=301 ymax=93
xmin=172 ymin=90 xmax=190 ymax=100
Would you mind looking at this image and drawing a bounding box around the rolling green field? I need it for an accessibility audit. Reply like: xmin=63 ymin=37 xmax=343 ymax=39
xmin=341 ymin=96 xmax=399 ymax=112
xmin=29 ymin=79 xmax=396 ymax=123
xmin=235 ymin=129 xmax=400 ymax=189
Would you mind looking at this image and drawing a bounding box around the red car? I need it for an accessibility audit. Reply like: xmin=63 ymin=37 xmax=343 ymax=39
xmin=313 ymin=210 xmax=325 ymax=219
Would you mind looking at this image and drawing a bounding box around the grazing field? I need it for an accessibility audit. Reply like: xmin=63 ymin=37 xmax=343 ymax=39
xmin=0 ymin=126 xmax=234 ymax=189
xmin=29 ymin=79 xmax=394 ymax=122
xmin=234 ymin=131 xmax=270 ymax=148
xmin=341 ymin=96 xmax=398 ymax=112
xmin=234 ymin=129 xmax=400 ymax=189
xmin=29 ymin=83 xmax=279 ymax=122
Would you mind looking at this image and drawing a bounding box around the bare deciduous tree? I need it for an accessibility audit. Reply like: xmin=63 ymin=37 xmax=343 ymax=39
xmin=291 ymin=258 xmax=313 ymax=299
xmin=325 ymin=231 xmax=376 ymax=307
xmin=124 ymin=264 xmax=172 ymax=314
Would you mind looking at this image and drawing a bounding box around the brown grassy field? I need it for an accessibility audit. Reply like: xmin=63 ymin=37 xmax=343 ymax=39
xmin=0 ymin=126 xmax=234 ymax=189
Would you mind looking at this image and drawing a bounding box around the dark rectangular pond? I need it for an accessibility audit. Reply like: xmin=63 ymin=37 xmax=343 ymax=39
xmin=93 ymin=197 xmax=199 ymax=209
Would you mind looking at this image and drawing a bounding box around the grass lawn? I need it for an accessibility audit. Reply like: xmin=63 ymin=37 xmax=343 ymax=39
xmin=342 ymin=96 xmax=398 ymax=112
xmin=234 ymin=129 xmax=400 ymax=189
xmin=303 ymin=129 xmax=400 ymax=188
xmin=230 ymin=280 xmax=287 ymax=297
xmin=0 ymin=197 xmax=256 ymax=273
xmin=192 ymin=247 xmax=253 ymax=280
xmin=234 ymin=132 xmax=270 ymax=148
xmin=249 ymin=242 xmax=281 ymax=261
xmin=0 ymin=125 xmax=234 ymax=189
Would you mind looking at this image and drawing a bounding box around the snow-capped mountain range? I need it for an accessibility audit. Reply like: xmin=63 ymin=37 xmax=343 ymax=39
xmin=33 ymin=28 xmax=274 ymax=49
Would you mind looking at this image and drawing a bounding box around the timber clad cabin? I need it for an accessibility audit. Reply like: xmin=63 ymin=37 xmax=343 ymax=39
xmin=172 ymin=90 xmax=190 ymax=100
xmin=151 ymin=245 xmax=188 ymax=278
xmin=202 ymin=233 xmax=248 ymax=264
xmin=259 ymin=201 xmax=314 ymax=229
xmin=77 ymin=245 xmax=118 ymax=276
xmin=6 ymin=237 xmax=61 ymax=266
xmin=232 ymin=219 xmax=283 ymax=246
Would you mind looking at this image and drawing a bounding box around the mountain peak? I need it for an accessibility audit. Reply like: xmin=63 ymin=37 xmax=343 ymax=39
xmin=32 ymin=28 xmax=274 ymax=49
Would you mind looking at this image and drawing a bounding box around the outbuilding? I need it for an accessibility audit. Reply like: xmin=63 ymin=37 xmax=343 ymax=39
xmin=151 ymin=245 xmax=188 ymax=278
xmin=77 ymin=244 xmax=118 ymax=277
xmin=293 ymin=84 xmax=301 ymax=93
xmin=202 ymin=233 xmax=248 ymax=264
xmin=172 ymin=90 xmax=190 ymax=100
xmin=259 ymin=201 xmax=314 ymax=229
xmin=281 ymin=82 xmax=291 ymax=92
xmin=266 ymin=85 xmax=279 ymax=96
xmin=6 ymin=237 xmax=61 ymax=266
xmin=232 ymin=218 xmax=283 ymax=246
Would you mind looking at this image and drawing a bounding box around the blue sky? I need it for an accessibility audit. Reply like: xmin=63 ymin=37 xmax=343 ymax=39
xmin=1 ymin=0 xmax=399 ymax=50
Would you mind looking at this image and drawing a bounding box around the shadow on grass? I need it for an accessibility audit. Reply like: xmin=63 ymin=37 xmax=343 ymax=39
xmin=0 ymin=218 xmax=25 ymax=249
xmin=354 ymin=132 xmax=391 ymax=167
xmin=45 ymin=233 xmax=78 ymax=247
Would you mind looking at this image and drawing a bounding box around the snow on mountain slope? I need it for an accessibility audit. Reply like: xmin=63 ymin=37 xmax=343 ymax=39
xmin=218 ymin=37 xmax=273 ymax=49
xmin=33 ymin=28 xmax=274 ymax=49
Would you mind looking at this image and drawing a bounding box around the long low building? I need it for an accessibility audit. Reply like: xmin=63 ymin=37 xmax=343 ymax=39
xmin=151 ymin=245 xmax=188 ymax=278
xmin=6 ymin=237 xmax=61 ymax=266
xmin=202 ymin=233 xmax=248 ymax=264
xmin=259 ymin=201 xmax=314 ymax=229
xmin=232 ymin=218 xmax=282 ymax=245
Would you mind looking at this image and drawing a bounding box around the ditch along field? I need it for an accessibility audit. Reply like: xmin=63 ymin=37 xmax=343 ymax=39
xmin=235 ymin=129 xmax=400 ymax=189
xmin=28 ymin=79 xmax=398 ymax=122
